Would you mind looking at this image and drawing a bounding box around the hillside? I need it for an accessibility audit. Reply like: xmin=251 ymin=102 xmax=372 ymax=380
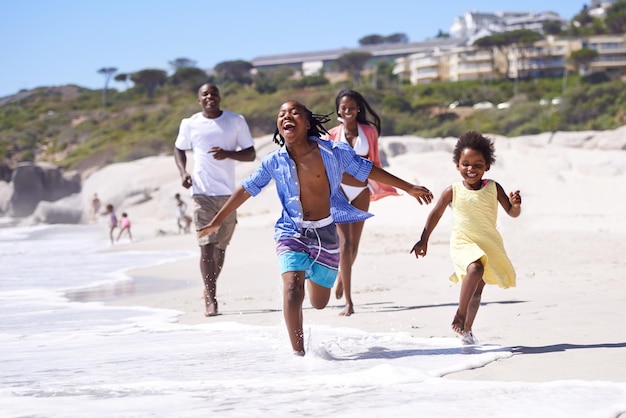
xmin=1 ymin=74 xmax=625 ymax=176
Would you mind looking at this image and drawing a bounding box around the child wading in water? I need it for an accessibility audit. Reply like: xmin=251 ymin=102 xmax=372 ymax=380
xmin=198 ymin=100 xmax=433 ymax=355
xmin=105 ymin=204 xmax=118 ymax=244
xmin=410 ymin=131 xmax=522 ymax=345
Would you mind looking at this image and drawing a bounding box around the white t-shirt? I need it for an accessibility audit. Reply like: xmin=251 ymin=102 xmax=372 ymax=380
xmin=175 ymin=110 xmax=254 ymax=196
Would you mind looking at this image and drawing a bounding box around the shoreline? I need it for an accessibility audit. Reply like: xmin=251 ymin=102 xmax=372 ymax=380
xmin=99 ymin=214 xmax=626 ymax=383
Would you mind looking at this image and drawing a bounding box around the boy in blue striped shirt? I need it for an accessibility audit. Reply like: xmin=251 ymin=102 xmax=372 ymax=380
xmin=198 ymin=101 xmax=433 ymax=355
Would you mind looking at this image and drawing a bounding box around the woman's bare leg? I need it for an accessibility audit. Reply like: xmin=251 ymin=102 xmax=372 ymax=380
xmin=282 ymin=271 xmax=306 ymax=355
xmin=335 ymin=190 xmax=369 ymax=316
xmin=452 ymin=261 xmax=484 ymax=335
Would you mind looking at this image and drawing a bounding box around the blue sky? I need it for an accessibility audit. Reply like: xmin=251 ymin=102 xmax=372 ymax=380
xmin=1 ymin=1 xmax=583 ymax=98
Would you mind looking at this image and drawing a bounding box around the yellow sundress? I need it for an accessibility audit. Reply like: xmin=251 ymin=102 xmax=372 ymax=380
xmin=449 ymin=180 xmax=516 ymax=288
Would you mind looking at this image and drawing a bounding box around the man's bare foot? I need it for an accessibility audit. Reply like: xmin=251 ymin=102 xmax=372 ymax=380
xmin=204 ymin=292 xmax=218 ymax=317
xmin=338 ymin=304 xmax=354 ymax=316
xmin=451 ymin=311 xmax=465 ymax=335
xmin=334 ymin=278 xmax=344 ymax=299
xmin=293 ymin=350 xmax=305 ymax=357
xmin=205 ymin=300 xmax=218 ymax=317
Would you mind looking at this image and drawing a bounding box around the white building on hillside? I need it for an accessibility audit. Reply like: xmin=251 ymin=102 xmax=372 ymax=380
xmin=449 ymin=10 xmax=567 ymax=39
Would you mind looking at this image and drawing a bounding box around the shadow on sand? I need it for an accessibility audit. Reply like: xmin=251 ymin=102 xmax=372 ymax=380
xmin=512 ymin=342 xmax=626 ymax=354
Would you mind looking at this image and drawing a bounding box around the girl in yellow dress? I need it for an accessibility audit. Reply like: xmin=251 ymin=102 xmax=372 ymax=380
xmin=411 ymin=131 xmax=522 ymax=345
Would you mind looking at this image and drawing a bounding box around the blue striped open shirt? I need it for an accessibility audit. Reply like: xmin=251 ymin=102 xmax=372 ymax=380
xmin=241 ymin=136 xmax=374 ymax=241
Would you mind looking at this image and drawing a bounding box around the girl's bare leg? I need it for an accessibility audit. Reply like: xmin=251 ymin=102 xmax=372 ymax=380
xmin=464 ymin=279 xmax=486 ymax=332
xmin=282 ymin=271 xmax=306 ymax=354
xmin=452 ymin=261 xmax=484 ymax=334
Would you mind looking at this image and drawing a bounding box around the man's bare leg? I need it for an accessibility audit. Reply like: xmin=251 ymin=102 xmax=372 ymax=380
xmin=201 ymin=243 xmax=225 ymax=317
xmin=282 ymin=271 xmax=306 ymax=355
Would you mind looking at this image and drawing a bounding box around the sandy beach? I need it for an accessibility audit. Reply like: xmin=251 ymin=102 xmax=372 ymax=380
xmin=84 ymin=131 xmax=626 ymax=384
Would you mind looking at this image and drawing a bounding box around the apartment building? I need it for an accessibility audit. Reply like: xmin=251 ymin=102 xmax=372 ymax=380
xmin=251 ymin=6 xmax=625 ymax=85
xmin=579 ymin=34 xmax=626 ymax=75
xmin=449 ymin=10 xmax=567 ymax=40
xmin=251 ymin=38 xmax=462 ymax=77
xmin=508 ymin=35 xmax=572 ymax=79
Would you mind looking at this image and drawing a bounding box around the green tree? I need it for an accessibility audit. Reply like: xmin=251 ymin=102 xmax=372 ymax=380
xmin=605 ymin=0 xmax=626 ymax=34
xmin=385 ymin=33 xmax=409 ymax=44
xmin=511 ymin=29 xmax=543 ymax=79
xmin=359 ymin=34 xmax=385 ymax=46
xmin=214 ymin=60 xmax=253 ymax=85
xmin=114 ymin=73 xmax=130 ymax=89
xmin=573 ymin=6 xmax=593 ymax=27
xmin=543 ymin=20 xmax=564 ymax=35
xmin=473 ymin=36 xmax=500 ymax=79
xmin=336 ymin=51 xmax=373 ymax=86
xmin=130 ymin=69 xmax=167 ymax=100
xmin=253 ymin=66 xmax=295 ymax=94
xmin=569 ymin=48 xmax=599 ymax=75
xmin=170 ymin=67 xmax=210 ymax=92
xmin=475 ymin=30 xmax=543 ymax=81
xmin=168 ymin=57 xmax=197 ymax=70
xmin=97 ymin=67 xmax=117 ymax=108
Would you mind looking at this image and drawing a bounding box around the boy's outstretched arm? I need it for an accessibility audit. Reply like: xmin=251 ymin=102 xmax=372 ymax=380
xmin=367 ymin=165 xmax=434 ymax=204
xmin=410 ymin=186 xmax=453 ymax=258
xmin=197 ymin=186 xmax=251 ymax=238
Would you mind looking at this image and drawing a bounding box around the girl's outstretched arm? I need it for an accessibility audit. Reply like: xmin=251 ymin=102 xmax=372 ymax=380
xmin=197 ymin=186 xmax=252 ymax=238
xmin=410 ymin=185 xmax=453 ymax=258
xmin=495 ymin=182 xmax=522 ymax=217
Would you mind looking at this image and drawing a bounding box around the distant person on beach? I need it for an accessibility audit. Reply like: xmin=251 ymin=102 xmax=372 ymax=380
xmin=174 ymin=193 xmax=192 ymax=234
xmin=174 ymin=83 xmax=256 ymax=317
xmin=91 ymin=193 xmax=101 ymax=222
xmin=325 ymin=89 xmax=399 ymax=317
xmin=410 ymin=131 xmax=522 ymax=345
xmin=197 ymin=100 xmax=433 ymax=356
xmin=116 ymin=212 xmax=133 ymax=242
xmin=104 ymin=204 xmax=117 ymax=244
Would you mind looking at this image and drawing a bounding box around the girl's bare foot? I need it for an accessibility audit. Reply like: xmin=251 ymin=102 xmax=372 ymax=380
xmin=461 ymin=331 xmax=478 ymax=345
xmin=338 ymin=304 xmax=354 ymax=316
xmin=451 ymin=311 xmax=465 ymax=335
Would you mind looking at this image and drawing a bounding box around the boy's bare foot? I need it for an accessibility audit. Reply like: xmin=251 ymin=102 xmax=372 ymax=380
xmin=338 ymin=304 xmax=354 ymax=316
xmin=451 ymin=311 xmax=465 ymax=335
xmin=293 ymin=350 xmax=305 ymax=357
xmin=334 ymin=278 xmax=344 ymax=299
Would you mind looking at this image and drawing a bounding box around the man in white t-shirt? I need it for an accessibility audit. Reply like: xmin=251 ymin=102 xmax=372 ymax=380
xmin=174 ymin=83 xmax=256 ymax=317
